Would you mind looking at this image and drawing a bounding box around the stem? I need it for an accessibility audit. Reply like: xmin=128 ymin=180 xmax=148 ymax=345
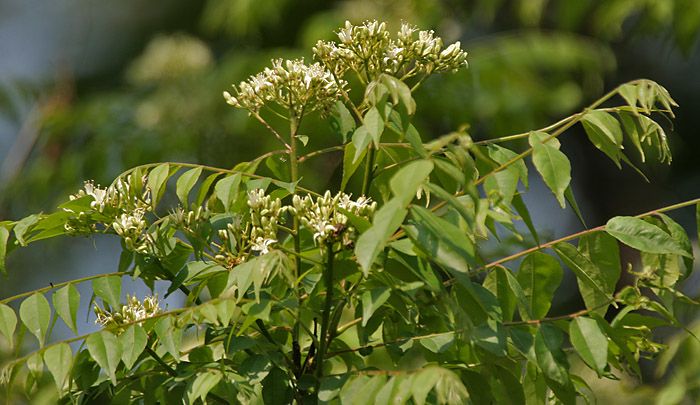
xmin=315 ymin=244 xmax=335 ymax=379
xmin=252 ymin=112 xmax=291 ymax=150
xmin=1 ymin=271 xmax=126 ymax=305
xmin=145 ymin=346 xmax=176 ymax=377
xmin=288 ymin=115 xmax=304 ymax=375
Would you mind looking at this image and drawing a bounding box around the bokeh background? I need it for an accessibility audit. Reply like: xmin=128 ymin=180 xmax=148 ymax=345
xmin=1 ymin=0 xmax=699 ymax=402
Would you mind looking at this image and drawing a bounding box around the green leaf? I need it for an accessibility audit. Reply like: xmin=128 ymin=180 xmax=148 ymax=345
xmin=483 ymin=145 xmax=525 ymax=205
xmin=13 ymin=214 xmax=39 ymax=246
xmin=352 ymin=126 xmax=372 ymax=163
xmin=155 ymin=317 xmax=182 ymax=361
xmin=405 ymin=124 xmax=427 ymax=158
xmin=380 ymin=74 xmax=416 ymax=115
xmin=342 ymin=141 xmax=366 ymax=190
xmin=535 ymin=325 xmax=575 ymax=404
xmin=87 ymin=331 xmax=121 ymax=385
xmin=187 ymin=371 xmax=222 ymax=404
xmin=92 ymin=276 xmax=122 ymax=309
xmin=569 ymin=317 xmax=608 ymax=376
xmin=512 ymin=194 xmax=540 ymax=245
xmin=406 ymin=206 xmax=477 ymax=275
xmin=419 ymin=333 xmax=454 ymax=353
xmin=43 ymin=342 xmax=72 ymax=392
xmin=119 ymin=325 xmax=147 ymax=369
xmin=330 ymin=101 xmax=356 ymax=143
xmin=564 ymin=185 xmax=587 ymax=227
xmin=412 ymin=368 xmax=441 ymax=405
xmin=262 ymin=367 xmax=292 ymax=404
xmin=389 ymin=160 xmax=434 ymax=206
xmin=553 ymin=242 xmax=612 ymax=315
xmin=147 ymin=163 xmax=171 ymax=207
xmin=355 ymin=161 xmax=433 ymax=274
xmin=658 ymin=213 xmax=694 ymax=276
xmin=361 ymin=286 xmax=391 ymax=327
xmin=530 ymin=132 xmax=571 ymax=208
xmin=196 ymin=172 xmax=221 ymax=207
xmin=578 ymin=232 xmax=621 ymax=297
xmin=0 ymin=303 xmax=17 ymax=348
xmin=52 ymin=284 xmax=80 ymax=334
xmin=0 ymin=225 xmax=9 ymax=275
xmin=605 ymin=216 xmax=691 ymax=257
xmin=176 ymin=167 xmax=202 ymax=205
xmin=364 ymin=106 xmax=385 ymax=146
xmin=19 ymin=293 xmax=50 ymax=347
xmin=581 ymin=110 xmax=623 ymax=167
xmin=214 ymin=173 xmax=242 ymax=211
xmin=487 ymin=266 xmax=531 ymax=321
xmin=517 ymin=252 xmax=563 ymax=319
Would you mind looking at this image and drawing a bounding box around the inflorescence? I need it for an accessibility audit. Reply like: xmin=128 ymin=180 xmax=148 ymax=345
xmin=94 ymin=295 xmax=161 ymax=330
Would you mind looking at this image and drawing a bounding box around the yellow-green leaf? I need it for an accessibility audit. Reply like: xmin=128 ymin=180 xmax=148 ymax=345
xmin=43 ymin=342 xmax=72 ymax=393
xmin=19 ymin=293 xmax=50 ymax=347
xmin=53 ymin=284 xmax=80 ymax=334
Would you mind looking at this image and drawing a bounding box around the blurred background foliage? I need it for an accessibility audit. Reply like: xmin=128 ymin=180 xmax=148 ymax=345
xmin=1 ymin=0 xmax=700 ymax=402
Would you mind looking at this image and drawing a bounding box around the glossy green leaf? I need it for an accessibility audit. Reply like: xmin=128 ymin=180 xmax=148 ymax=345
xmin=147 ymin=163 xmax=171 ymax=207
xmin=554 ymin=242 xmax=612 ymax=315
xmin=364 ymin=106 xmax=385 ymax=146
xmin=605 ymin=216 xmax=691 ymax=257
xmin=0 ymin=225 xmax=9 ymax=275
xmin=19 ymin=293 xmax=50 ymax=347
xmin=43 ymin=342 xmax=72 ymax=392
xmin=569 ymin=317 xmax=608 ymax=375
xmin=419 ymin=333 xmax=454 ymax=353
xmin=517 ymin=252 xmax=563 ymax=319
xmin=0 ymin=303 xmax=17 ymax=348
xmin=176 ymin=167 xmax=202 ymax=205
xmin=581 ymin=110 xmax=623 ymax=167
xmin=361 ymin=286 xmax=391 ymax=327
xmin=92 ymin=276 xmax=122 ymax=309
xmin=53 ymin=284 xmax=80 ymax=334
xmin=187 ymin=371 xmax=222 ymax=404
xmin=530 ymin=132 xmax=571 ymax=208
xmin=119 ymin=325 xmax=148 ymax=369
xmin=87 ymin=331 xmax=121 ymax=385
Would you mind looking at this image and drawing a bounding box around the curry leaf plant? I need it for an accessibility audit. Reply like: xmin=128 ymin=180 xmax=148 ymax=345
xmin=0 ymin=20 xmax=698 ymax=404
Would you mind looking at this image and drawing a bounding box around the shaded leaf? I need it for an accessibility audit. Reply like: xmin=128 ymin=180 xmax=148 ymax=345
xmin=0 ymin=226 xmax=9 ymax=275
xmin=361 ymin=287 xmax=391 ymax=327
xmin=581 ymin=110 xmax=623 ymax=167
xmin=535 ymin=325 xmax=575 ymax=404
xmin=330 ymin=101 xmax=356 ymax=143
xmin=155 ymin=317 xmax=182 ymax=361
xmin=147 ymin=163 xmax=171 ymax=207
xmin=187 ymin=371 xmax=222 ymax=404
xmin=554 ymin=242 xmax=612 ymax=315
xmin=364 ymin=106 xmax=385 ymax=146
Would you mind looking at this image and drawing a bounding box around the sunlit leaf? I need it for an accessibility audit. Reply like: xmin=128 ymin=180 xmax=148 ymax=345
xmin=176 ymin=167 xmax=202 ymax=205
xmin=53 ymin=284 xmax=80 ymax=334
xmin=147 ymin=163 xmax=171 ymax=207
xmin=569 ymin=317 xmax=608 ymax=375
xmin=517 ymin=252 xmax=562 ymax=319
xmin=361 ymin=286 xmax=391 ymax=327
xmin=364 ymin=106 xmax=385 ymax=146
xmin=581 ymin=110 xmax=623 ymax=167
xmin=187 ymin=371 xmax=222 ymax=404
xmin=87 ymin=331 xmax=121 ymax=385
xmin=119 ymin=325 xmax=147 ymax=369
xmin=530 ymin=131 xmax=571 ymax=208
xmin=606 ymin=216 xmax=691 ymax=257
xmin=19 ymin=293 xmax=50 ymax=347
xmin=0 ymin=303 xmax=17 ymax=348
xmin=43 ymin=343 xmax=72 ymax=392
xmin=92 ymin=276 xmax=122 ymax=309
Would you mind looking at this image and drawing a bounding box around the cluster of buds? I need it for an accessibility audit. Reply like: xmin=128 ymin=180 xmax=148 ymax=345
xmin=69 ymin=176 xmax=152 ymax=215
xmin=223 ymin=58 xmax=346 ymax=117
xmin=313 ymin=20 xmax=468 ymax=81
xmin=291 ymin=191 xmax=376 ymax=246
xmin=112 ymin=208 xmax=151 ymax=253
xmin=94 ymin=294 xmax=161 ymax=330
xmin=247 ymin=189 xmax=285 ymax=255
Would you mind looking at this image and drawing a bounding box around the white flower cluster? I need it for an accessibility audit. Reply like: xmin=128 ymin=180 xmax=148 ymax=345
xmin=66 ymin=176 xmax=153 ymax=253
xmin=291 ymin=191 xmax=376 ymax=245
xmin=313 ymin=20 xmax=468 ymax=80
xmin=247 ymin=189 xmax=284 ymax=255
xmin=94 ymin=294 xmax=161 ymax=330
xmin=223 ymin=58 xmax=346 ymax=117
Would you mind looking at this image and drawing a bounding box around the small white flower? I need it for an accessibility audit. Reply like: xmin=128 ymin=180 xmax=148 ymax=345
xmin=251 ymin=237 xmax=277 ymax=255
